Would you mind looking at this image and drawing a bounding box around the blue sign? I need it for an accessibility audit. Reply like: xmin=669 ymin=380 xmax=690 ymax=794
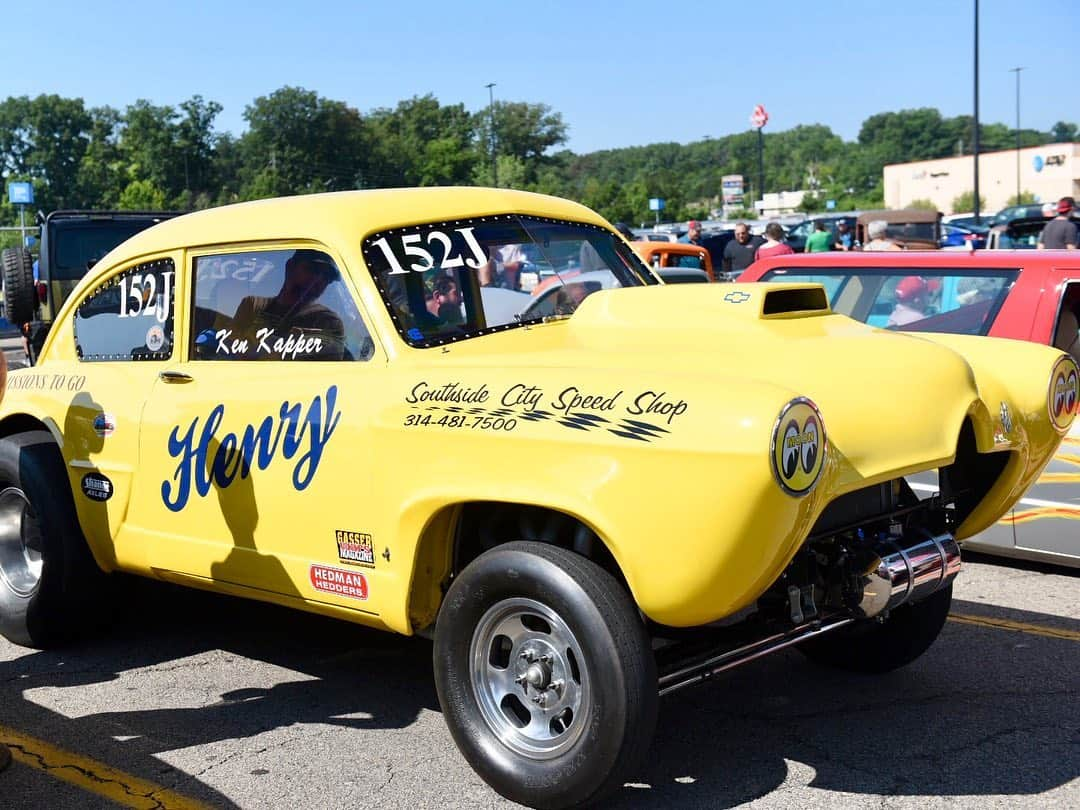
xmin=1032 ymin=155 xmax=1044 ymax=173
xmin=7 ymin=182 xmax=33 ymax=204
xmin=648 ymin=198 xmax=665 ymax=212
xmin=826 ymin=199 xmax=836 ymax=210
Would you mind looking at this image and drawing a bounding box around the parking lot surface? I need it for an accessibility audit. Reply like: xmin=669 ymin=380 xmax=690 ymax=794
xmin=1 ymin=555 xmax=1077 ymax=809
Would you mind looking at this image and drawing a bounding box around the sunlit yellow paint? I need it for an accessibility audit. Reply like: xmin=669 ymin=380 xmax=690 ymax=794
xmin=0 ymin=189 xmax=1071 ymax=629
xmin=949 ymin=613 xmax=1080 ymax=642
xmin=0 ymin=724 xmax=213 ymax=809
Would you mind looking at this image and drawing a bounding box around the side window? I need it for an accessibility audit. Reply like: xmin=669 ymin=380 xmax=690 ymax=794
xmin=191 ymin=248 xmax=373 ymax=362
xmin=74 ymin=258 xmax=175 ymax=362
xmin=1053 ymin=282 xmax=1080 ymax=362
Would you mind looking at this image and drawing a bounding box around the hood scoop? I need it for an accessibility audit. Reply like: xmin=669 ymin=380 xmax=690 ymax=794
xmin=761 ymin=285 xmax=829 ymax=317
xmin=568 ymin=283 xmax=832 ymax=334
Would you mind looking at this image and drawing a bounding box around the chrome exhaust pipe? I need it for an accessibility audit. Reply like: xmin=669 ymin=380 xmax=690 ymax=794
xmin=857 ymin=531 xmax=960 ymax=618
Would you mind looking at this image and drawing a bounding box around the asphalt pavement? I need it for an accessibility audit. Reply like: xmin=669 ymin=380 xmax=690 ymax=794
xmin=1 ymin=555 xmax=1077 ymax=809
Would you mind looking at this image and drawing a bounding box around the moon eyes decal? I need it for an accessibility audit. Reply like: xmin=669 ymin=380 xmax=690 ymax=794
xmin=772 ymin=399 xmax=826 ymax=497
xmin=1049 ymin=357 xmax=1079 ymax=433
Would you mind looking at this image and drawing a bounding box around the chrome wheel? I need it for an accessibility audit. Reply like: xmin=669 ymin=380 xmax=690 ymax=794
xmin=0 ymin=487 xmax=43 ymax=598
xmin=470 ymin=597 xmax=589 ymax=759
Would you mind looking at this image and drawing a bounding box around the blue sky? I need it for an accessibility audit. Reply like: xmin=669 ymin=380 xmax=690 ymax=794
xmin=4 ymin=0 xmax=1075 ymax=153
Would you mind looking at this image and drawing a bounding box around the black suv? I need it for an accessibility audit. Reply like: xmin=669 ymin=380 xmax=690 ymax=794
xmin=2 ymin=210 xmax=177 ymax=362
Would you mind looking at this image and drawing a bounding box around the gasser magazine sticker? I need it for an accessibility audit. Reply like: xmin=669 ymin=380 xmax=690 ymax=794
xmin=336 ymin=531 xmax=375 ymax=567
xmin=402 ymin=380 xmax=689 ymax=442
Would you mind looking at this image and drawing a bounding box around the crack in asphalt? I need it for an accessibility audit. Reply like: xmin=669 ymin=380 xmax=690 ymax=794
xmin=8 ymin=741 xmax=169 ymax=809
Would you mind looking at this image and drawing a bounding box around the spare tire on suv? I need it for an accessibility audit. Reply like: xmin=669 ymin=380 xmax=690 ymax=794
xmin=1 ymin=247 xmax=36 ymax=324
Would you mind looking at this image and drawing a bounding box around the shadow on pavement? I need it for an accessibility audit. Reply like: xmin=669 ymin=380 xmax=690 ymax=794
xmin=2 ymin=581 xmax=1077 ymax=808
xmin=0 ymin=576 xmax=436 ymax=807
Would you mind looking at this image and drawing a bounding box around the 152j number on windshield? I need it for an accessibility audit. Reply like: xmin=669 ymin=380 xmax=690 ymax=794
xmin=371 ymin=227 xmax=488 ymax=274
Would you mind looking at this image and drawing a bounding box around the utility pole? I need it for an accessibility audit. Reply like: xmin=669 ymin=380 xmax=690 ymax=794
xmin=1009 ymin=66 xmax=1025 ymax=205
xmin=972 ymin=0 xmax=981 ymax=222
xmin=485 ymin=83 xmax=498 ymax=187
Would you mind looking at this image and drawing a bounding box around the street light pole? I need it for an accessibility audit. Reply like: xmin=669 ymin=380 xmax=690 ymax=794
xmin=484 ymin=82 xmax=498 ymax=187
xmin=1009 ymin=66 xmax=1025 ymax=205
xmin=972 ymin=0 xmax=981 ymax=223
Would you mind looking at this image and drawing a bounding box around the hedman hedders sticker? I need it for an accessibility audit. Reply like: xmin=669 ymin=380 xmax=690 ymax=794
xmin=81 ymin=472 xmax=114 ymax=502
xmin=336 ymin=530 xmax=375 ymax=566
xmin=310 ymin=564 xmax=368 ymax=600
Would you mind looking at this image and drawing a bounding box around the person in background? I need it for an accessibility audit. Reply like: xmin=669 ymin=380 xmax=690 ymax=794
xmin=479 ymin=243 xmax=526 ymax=290
xmin=754 ymin=222 xmax=795 ymax=260
xmin=679 ymin=220 xmax=703 ymax=246
xmin=721 ymin=223 xmax=764 ymax=276
xmin=426 ymin=275 xmax=463 ymax=322
xmin=1037 ymin=197 xmax=1078 ymax=250
xmin=833 ymin=221 xmax=855 ymax=251
xmin=863 ymin=220 xmax=902 ymax=251
xmin=804 ymin=220 xmax=832 ymax=253
xmin=887 ymin=276 xmax=929 ymax=327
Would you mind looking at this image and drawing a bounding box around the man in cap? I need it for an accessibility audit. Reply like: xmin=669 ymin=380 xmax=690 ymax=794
xmin=679 ymin=220 xmax=704 ymax=247
xmin=1037 ymin=197 xmax=1078 ymax=250
xmin=230 ymin=248 xmax=347 ymax=359
xmin=887 ymin=276 xmax=929 ymax=327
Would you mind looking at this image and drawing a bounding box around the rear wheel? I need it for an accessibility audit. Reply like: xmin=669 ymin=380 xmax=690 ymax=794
xmin=434 ymin=542 xmax=657 ymax=809
xmin=800 ymin=585 xmax=953 ymax=673
xmin=0 ymin=431 xmax=109 ymax=648
xmin=1 ymin=247 xmax=36 ymax=325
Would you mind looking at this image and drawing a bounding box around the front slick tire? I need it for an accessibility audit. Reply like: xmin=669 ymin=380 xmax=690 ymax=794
xmin=800 ymin=584 xmax=953 ymax=674
xmin=0 ymin=431 xmax=108 ymax=648
xmin=434 ymin=541 xmax=657 ymax=810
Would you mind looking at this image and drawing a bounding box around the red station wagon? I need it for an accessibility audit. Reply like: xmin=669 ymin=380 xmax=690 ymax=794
xmin=741 ymin=250 xmax=1080 ymax=567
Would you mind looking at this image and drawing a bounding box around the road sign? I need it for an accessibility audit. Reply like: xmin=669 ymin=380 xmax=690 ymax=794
xmin=648 ymin=198 xmax=665 ymax=211
xmin=750 ymin=104 xmax=769 ymax=129
xmin=7 ymin=182 xmax=33 ymax=205
xmin=826 ymin=199 xmax=836 ymax=210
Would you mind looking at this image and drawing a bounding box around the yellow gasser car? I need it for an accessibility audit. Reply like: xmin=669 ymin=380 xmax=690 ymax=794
xmin=0 ymin=189 xmax=1074 ymax=809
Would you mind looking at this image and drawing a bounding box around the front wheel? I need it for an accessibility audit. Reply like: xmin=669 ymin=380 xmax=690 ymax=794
xmin=434 ymin=541 xmax=657 ymax=809
xmin=800 ymin=584 xmax=953 ymax=674
xmin=0 ymin=431 xmax=109 ymax=648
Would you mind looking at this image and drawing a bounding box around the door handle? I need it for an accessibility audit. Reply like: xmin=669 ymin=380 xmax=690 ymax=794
xmin=158 ymin=370 xmax=193 ymax=384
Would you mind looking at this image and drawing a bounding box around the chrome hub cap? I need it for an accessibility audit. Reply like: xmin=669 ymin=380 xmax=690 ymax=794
xmin=0 ymin=487 xmax=42 ymax=598
xmin=470 ymin=597 xmax=589 ymax=759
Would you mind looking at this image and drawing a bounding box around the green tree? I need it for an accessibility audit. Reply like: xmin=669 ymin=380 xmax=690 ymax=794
xmin=476 ymin=100 xmax=567 ymax=185
xmin=118 ymin=178 xmax=168 ymax=209
xmin=907 ymin=198 xmax=938 ymax=211
xmin=951 ymin=190 xmax=986 ymax=213
xmin=1007 ymin=191 xmax=1037 ymax=205
xmin=1050 ymin=121 xmax=1078 ymax=143
xmin=239 ymin=86 xmax=368 ymax=199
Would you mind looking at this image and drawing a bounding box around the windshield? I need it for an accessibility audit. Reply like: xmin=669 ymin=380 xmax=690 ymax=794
xmin=760 ymin=267 xmax=1018 ymax=336
xmin=50 ymin=221 xmax=162 ymax=281
xmin=364 ymin=215 xmax=654 ymax=347
xmin=881 ymin=222 xmax=937 ymax=242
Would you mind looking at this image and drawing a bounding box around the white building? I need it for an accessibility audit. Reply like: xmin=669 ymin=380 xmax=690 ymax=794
xmin=883 ymin=143 xmax=1079 ymax=213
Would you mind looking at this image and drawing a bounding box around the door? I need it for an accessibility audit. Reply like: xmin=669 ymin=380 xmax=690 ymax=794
xmin=125 ymin=244 xmax=390 ymax=615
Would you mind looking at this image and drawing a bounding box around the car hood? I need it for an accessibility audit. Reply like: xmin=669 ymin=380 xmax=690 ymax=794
xmin=422 ymin=284 xmax=985 ymax=486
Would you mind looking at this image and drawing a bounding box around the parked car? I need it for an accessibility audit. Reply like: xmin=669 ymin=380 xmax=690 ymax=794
xmin=942 ymin=214 xmax=991 ymax=234
xmin=784 ymin=214 xmax=858 ymax=253
xmin=940 ymin=223 xmax=987 ymax=251
xmin=1 ymin=210 xmax=179 ymax=364
xmin=991 ymin=202 xmax=1054 ymax=226
xmin=986 ymin=214 xmax=1080 ymax=249
xmin=742 ymin=250 xmax=1080 ymax=567
xmin=856 ymin=209 xmax=942 ymax=250
xmin=0 ymin=190 xmax=1071 ymax=808
xmin=631 ymin=240 xmax=716 ymax=280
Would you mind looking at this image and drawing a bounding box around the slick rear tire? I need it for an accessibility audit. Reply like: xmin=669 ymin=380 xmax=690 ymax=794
xmin=1 ymin=247 xmax=36 ymax=325
xmin=434 ymin=541 xmax=657 ymax=809
xmin=0 ymin=431 xmax=109 ymax=648
xmin=799 ymin=584 xmax=953 ymax=674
